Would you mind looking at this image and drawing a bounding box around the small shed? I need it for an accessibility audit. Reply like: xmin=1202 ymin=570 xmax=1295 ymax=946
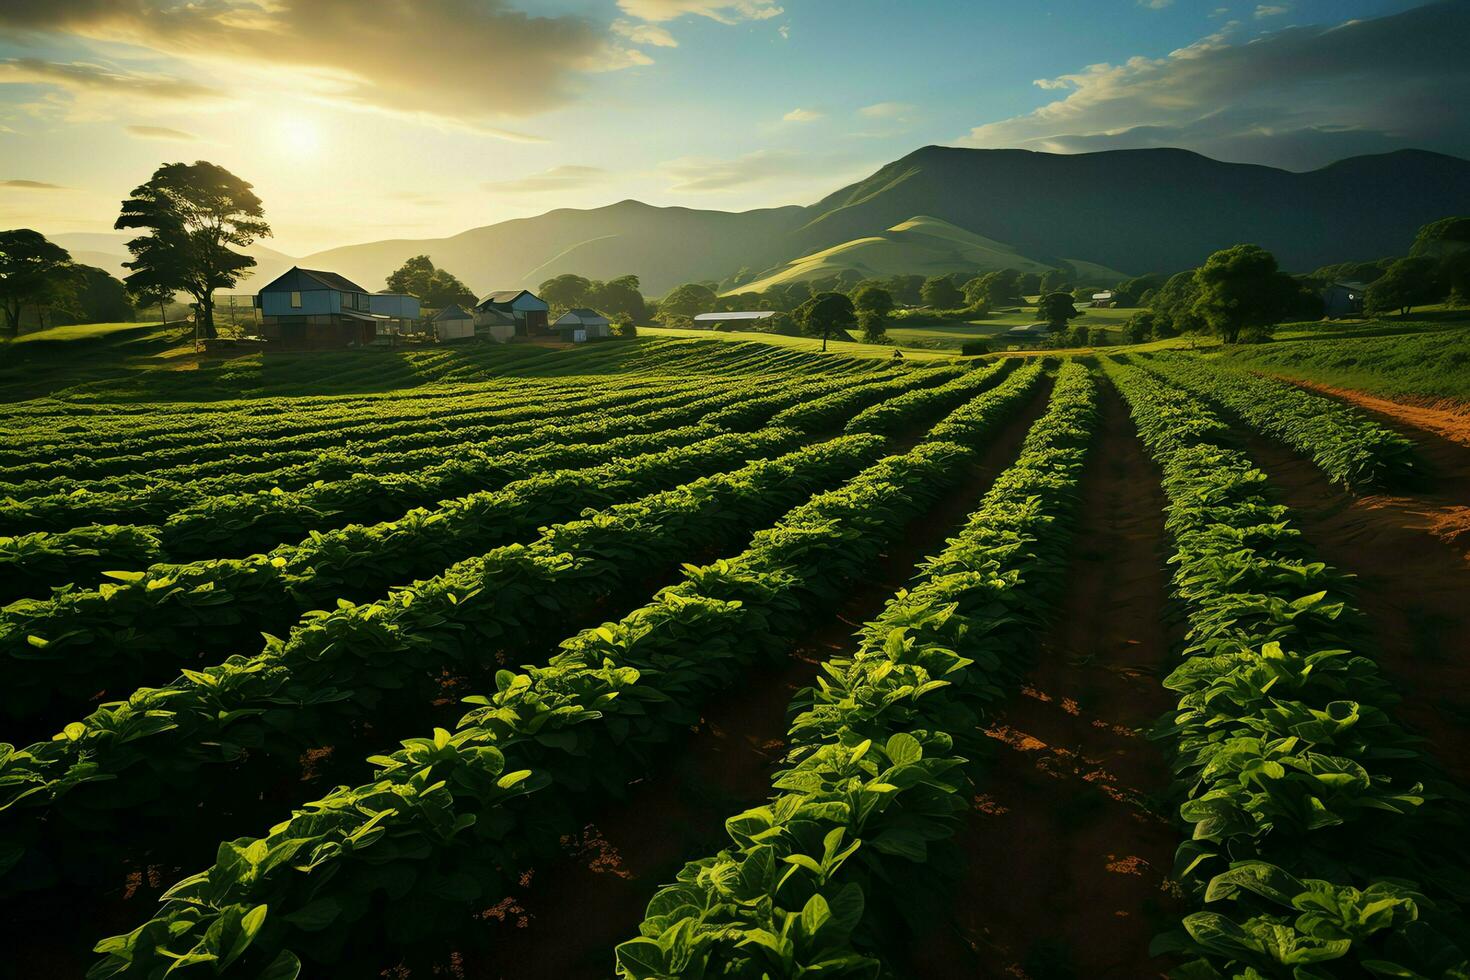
xmin=370 ymin=293 xmax=422 ymax=334
xmin=476 ymin=289 xmax=550 ymax=336
xmin=474 ymin=306 xmax=516 ymax=343
xmin=1001 ymin=323 xmax=1052 ymax=347
xmin=1321 ymin=281 xmax=1368 ymax=318
xmin=1090 ymin=291 xmax=1115 ymax=308
xmin=553 ymin=308 xmax=612 ymax=342
xmin=432 ymin=304 xmax=476 ymax=342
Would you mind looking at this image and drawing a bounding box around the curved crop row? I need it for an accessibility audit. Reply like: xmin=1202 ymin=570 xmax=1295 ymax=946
xmin=0 ymin=433 xmax=886 ymax=898
xmin=768 ymin=365 xmax=966 ymax=431
xmin=844 ymin=360 xmax=1010 ymax=435
xmin=613 ymin=360 xmax=1096 ymax=979
xmin=77 ymin=363 xmax=1043 ymax=979
xmin=1103 ymin=358 xmax=1469 ymax=978
xmin=0 ymin=426 xmax=800 ymax=725
xmin=1138 ymin=353 xmax=1418 ymax=490
xmin=0 ymin=381 xmax=784 ymax=597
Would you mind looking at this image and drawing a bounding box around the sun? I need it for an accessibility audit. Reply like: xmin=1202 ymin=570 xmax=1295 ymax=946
xmin=277 ymin=116 xmax=322 ymax=157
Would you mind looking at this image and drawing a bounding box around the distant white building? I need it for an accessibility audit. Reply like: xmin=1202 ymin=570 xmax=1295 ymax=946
xmin=553 ymin=308 xmax=611 ymax=342
xmin=693 ymin=311 xmax=777 ymax=327
xmin=431 ymin=304 xmax=476 ymax=342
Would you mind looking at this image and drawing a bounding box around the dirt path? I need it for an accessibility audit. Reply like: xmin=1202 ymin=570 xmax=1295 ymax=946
xmin=902 ymin=380 xmax=1182 ymax=980
xmin=1284 ymin=378 xmax=1470 ymax=451
xmin=1233 ymin=427 xmax=1470 ymax=786
xmin=416 ymin=379 xmax=1060 ymax=980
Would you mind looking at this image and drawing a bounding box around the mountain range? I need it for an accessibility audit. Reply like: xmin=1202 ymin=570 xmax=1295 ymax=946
xmin=57 ymin=146 xmax=1470 ymax=298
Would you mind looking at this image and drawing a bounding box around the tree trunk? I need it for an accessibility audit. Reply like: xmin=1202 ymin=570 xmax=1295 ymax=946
xmin=197 ymin=293 xmax=218 ymax=340
xmin=159 ymin=300 xmax=168 ymax=328
xmin=1 ymin=301 xmax=18 ymax=339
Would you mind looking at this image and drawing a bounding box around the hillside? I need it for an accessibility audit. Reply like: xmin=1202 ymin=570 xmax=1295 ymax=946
xmin=50 ymin=147 xmax=1470 ymax=297
xmin=50 ymin=233 xmax=299 ymax=292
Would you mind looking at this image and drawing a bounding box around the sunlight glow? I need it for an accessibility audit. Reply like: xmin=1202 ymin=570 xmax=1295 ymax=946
xmin=277 ymin=116 xmax=322 ymax=158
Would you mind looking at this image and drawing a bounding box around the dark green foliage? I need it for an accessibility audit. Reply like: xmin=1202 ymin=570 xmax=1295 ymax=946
xmin=0 ymin=229 xmax=74 ymax=337
xmin=1037 ymin=291 xmax=1080 ymax=329
xmin=919 ymin=275 xmax=963 ymax=309
xmin=1190 ymin=244 xmax=1303 ymax=343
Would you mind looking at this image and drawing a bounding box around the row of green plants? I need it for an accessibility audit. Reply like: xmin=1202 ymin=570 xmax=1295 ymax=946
xmin=768 ymin=366 xmax=965 ymax=431
xmin=0 ymin=381 xmax=787 ymax=596
xmin=0 ymin=374 xmax=595 ymax=466
xmin=612 ymin=360 xmax=1095 ymax=979
xmin=0 ymin=377 xmax=701 ymax=509
xmin=1137 ymin=353 xmax=1418 ymax=490
xmin=0 ymin=433 xmax=888 ymax=897
xmin=844 ymin=360 xmax=1011 ymax=435
xmin=0 ymin=375 xmax=728 ymax=486
xmin=1103 ymin=358 xmax=1470 ymax=978
xmin=0 ymin=426 xmax=799 ymax=726
xmin=77 ymin=369 xmax=1046 ymax=978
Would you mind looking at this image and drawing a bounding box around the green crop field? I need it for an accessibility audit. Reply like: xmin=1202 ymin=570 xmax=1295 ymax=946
xmin=0 ymin=328 xmax=1468 ymax=980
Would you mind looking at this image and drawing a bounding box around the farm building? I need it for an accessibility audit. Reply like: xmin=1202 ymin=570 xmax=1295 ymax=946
xmin=474 ymin=306 xmax=516 ymax=343
xmin=369 ymin=293 xmax=422 ymax=335
xmin=476 ymin=290 xmax=550 ymax=337
xmin=1090 ymin=291 xmax=1116 ymax=308
xmin=693 ymin=311 xmax=776 ymax=328
xmin=553 ymin=308 xmax=611 ymax=343
xmin=255 ymin=267 xmax=391 ymax=349
xmin=431 ymin=304 xmax=476 ymax=342
xmin=1321 ymin=280 xmax=1368 ymax=318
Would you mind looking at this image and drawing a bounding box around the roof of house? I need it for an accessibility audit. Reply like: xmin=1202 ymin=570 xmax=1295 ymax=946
xmin=1004 ymin=323 xmax=1052 ymax=335
xmin=259 ymin=266 xmax=367 ymax=294
xmin=432 ymin=303 xmax=474 ymax=321
xmin=477 ymin=289 xmax=546 ymax=309
xmin=1328 ymin=280 xmax=1371 ymax=291
xmin=1091 ymin=291 xmax=1114 ymax=299
xmin=339 ymin=308 xmax=390 ymax=322
xmin=474 ymin=307 xmax=515 ymax=325
xmin=555 ymin=308 xmax=611 ymax=324
xmin=693 ymin=311 xmax=777 ymax=322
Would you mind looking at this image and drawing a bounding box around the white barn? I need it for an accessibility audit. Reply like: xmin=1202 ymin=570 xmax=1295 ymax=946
xmin=431 ymin=304 xmax=476 ymax=342
xmin=553 ymin=308 xmax=612 ymax=342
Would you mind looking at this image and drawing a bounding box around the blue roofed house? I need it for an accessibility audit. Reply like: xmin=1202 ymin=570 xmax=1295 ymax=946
xmin=475 ymin=289 xmax=550 ymax=337
xmin=256 ymin=267 xmax=393 ymax=348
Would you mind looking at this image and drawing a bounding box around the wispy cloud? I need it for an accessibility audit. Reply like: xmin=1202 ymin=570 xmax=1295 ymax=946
xmin=1 ymin=178 xmax=67 ymax=190
xmin=612 ymin=19 xmax=679 ymax=46
xmin=0 ymin=58 xmax=223 ymax=103
xmin=1138 ymin=0 xmax=1174 ymax=8
xmin=859 ymin=101 xmax=915 ymax=119
xmin=484 ymin=165 xmax=609 ymax=193
xmin=617 ymin=0 xmax=783 ymax=24
xmin=125 ymin=124 xmax=198 ymax=141
xmin=961 ymin=2 xmax=1470 ymax=171
xmin=783 ymin=107 xmax=822 ymax=123
xmin=1254 ymin=4 xmax=1289 ymax=17
xmin=659 ymin=149 xmax=805 ymax=192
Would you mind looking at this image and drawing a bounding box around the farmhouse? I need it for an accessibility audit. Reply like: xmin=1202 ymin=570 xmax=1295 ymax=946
xmin=476 ymin=289 xmax=550 ymax=337
xmin=431 ymin=304 xmax=476 ymax=342
xmin=1321 ymin=280 xmax=1368 ymax=318
xmin=553 ymin=308 xmax=611 ymax=343
xmin=693 ymin=311 xmax=777 ymax=327
xmin=1090 ymin=291 xmax=1116 ymax=308
xmin=255 ymin=267 xmax=391 ymax=348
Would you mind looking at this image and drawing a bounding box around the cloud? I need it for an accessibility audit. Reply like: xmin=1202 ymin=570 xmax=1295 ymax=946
xmin=1254 ymin=4 xmax=1289 ymax=17
xmin=617 ymin=0 xmax=783 ymax=25
xmin=659 ymin=149 xmax=805 ymax=192
xmin=960 ymin=1 xmax=1470 ymax=171
xmin=125 ymin=123 xmax=198 ymax=141
xmin=0 ymin=1 xmax=617 ymax=133
xmin=386 ymin=191 xmax=448 ymax=207
xmin=484 ymin=164 xmax=609 ymax=193
xmin=612 ymin=19 xmax=678 ymax=46
xmin=783 ymin=107 xmax=822 ymax=123
xmin=0 ymin=179 xmax=67 ymax=189
xmin=1138 ymin=0 xmax=1174 ymax=8
xmin=859 ymin=101 xmax=915 ymax=119
xmin=0 ymin=58 xmax=222 ymax=102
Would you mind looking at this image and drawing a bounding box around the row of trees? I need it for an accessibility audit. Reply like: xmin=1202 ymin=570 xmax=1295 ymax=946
xmin=384 ymin=256 xmax=476 ymax=309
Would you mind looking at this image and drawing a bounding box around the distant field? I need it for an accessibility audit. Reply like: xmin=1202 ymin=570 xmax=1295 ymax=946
xmin=639 ymin=324 xmax=957 ymax=360
xmin=1215 ymin=311 xmax=1470 ymax=403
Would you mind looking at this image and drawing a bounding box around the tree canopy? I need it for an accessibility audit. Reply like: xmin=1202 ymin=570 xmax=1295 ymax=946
xmin=1365 ymin=256 xmax=1439 ymax=316
xmin=387 ymin=255 xmax=476 ymax=308
xmin=1037 ymin=291 xmax=1080 ymax=330
xmin=793 ymin=291 xmax=856 ymax=352
xmin=0 ymin=229 xmax=75 ymax=337
xmin=920 ymin=275 xmax=964 ymax=309
xmin=1189 ymin=244 xmax=1305 ymax=343
xmin=115 ymin=161 xmax=270 ymax=339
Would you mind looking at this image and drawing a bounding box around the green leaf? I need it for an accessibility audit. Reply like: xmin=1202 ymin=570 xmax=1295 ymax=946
xmin=615 ymin=937 xmax=668 ymax=979
xmin=800 ymin=893 xmax=832 ymax=938
xmin=884 ymin=732 xmax=923 ymax=766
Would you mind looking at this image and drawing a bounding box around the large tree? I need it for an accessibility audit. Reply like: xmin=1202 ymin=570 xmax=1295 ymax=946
xmin=0 ymin=229 xmax=74 ymax=338
xmin=116 ymin=161 xmax=270 ymax=340
xmin=386 ymin=255 xmax=438 ymax=299
xmin=1365 ymin=256 xmax=1439 ymax=316
xmin=1037 ymin=291 xmax=1080 ymax=330
xmin=424 ymin=268 xmax=476 ymax=308
xmin=1191 ymin=244 xmax=1300 ymax=343
xmin=920 ymin=274 xmax=964 ymax=309
xmin=589 ymin=275 xmax=646 ymax=320
xmin=793 ymin=291 xmax=856 ymax=352
xmin=658 ymin=282 xmax=718 ymax=324
xmin=538 ymin=273 xmax=593 ymax=312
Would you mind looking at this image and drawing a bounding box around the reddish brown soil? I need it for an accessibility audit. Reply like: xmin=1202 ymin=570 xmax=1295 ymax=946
xmin=1287 ymin=379 xmax=1470 ymax=451
xmin=1231 ymin=424 xmax=1470 ymax=785
xmin=425 ymin=379 xmax=1060 ymax=980
xmin=901 ymin=381 xmax=1182 ymax=980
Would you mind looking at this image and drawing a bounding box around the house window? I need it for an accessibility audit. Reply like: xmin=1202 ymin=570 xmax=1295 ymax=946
xmin=290 ymin=291 xmax=302 ymax=308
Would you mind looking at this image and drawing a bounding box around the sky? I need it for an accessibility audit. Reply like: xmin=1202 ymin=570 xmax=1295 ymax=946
xmin=0 ymin=0 xmax=1465 ymax=256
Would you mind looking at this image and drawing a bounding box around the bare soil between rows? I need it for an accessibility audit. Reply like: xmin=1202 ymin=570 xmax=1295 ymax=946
xmin=900 ymin=379 xmax=1182 ymax=980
